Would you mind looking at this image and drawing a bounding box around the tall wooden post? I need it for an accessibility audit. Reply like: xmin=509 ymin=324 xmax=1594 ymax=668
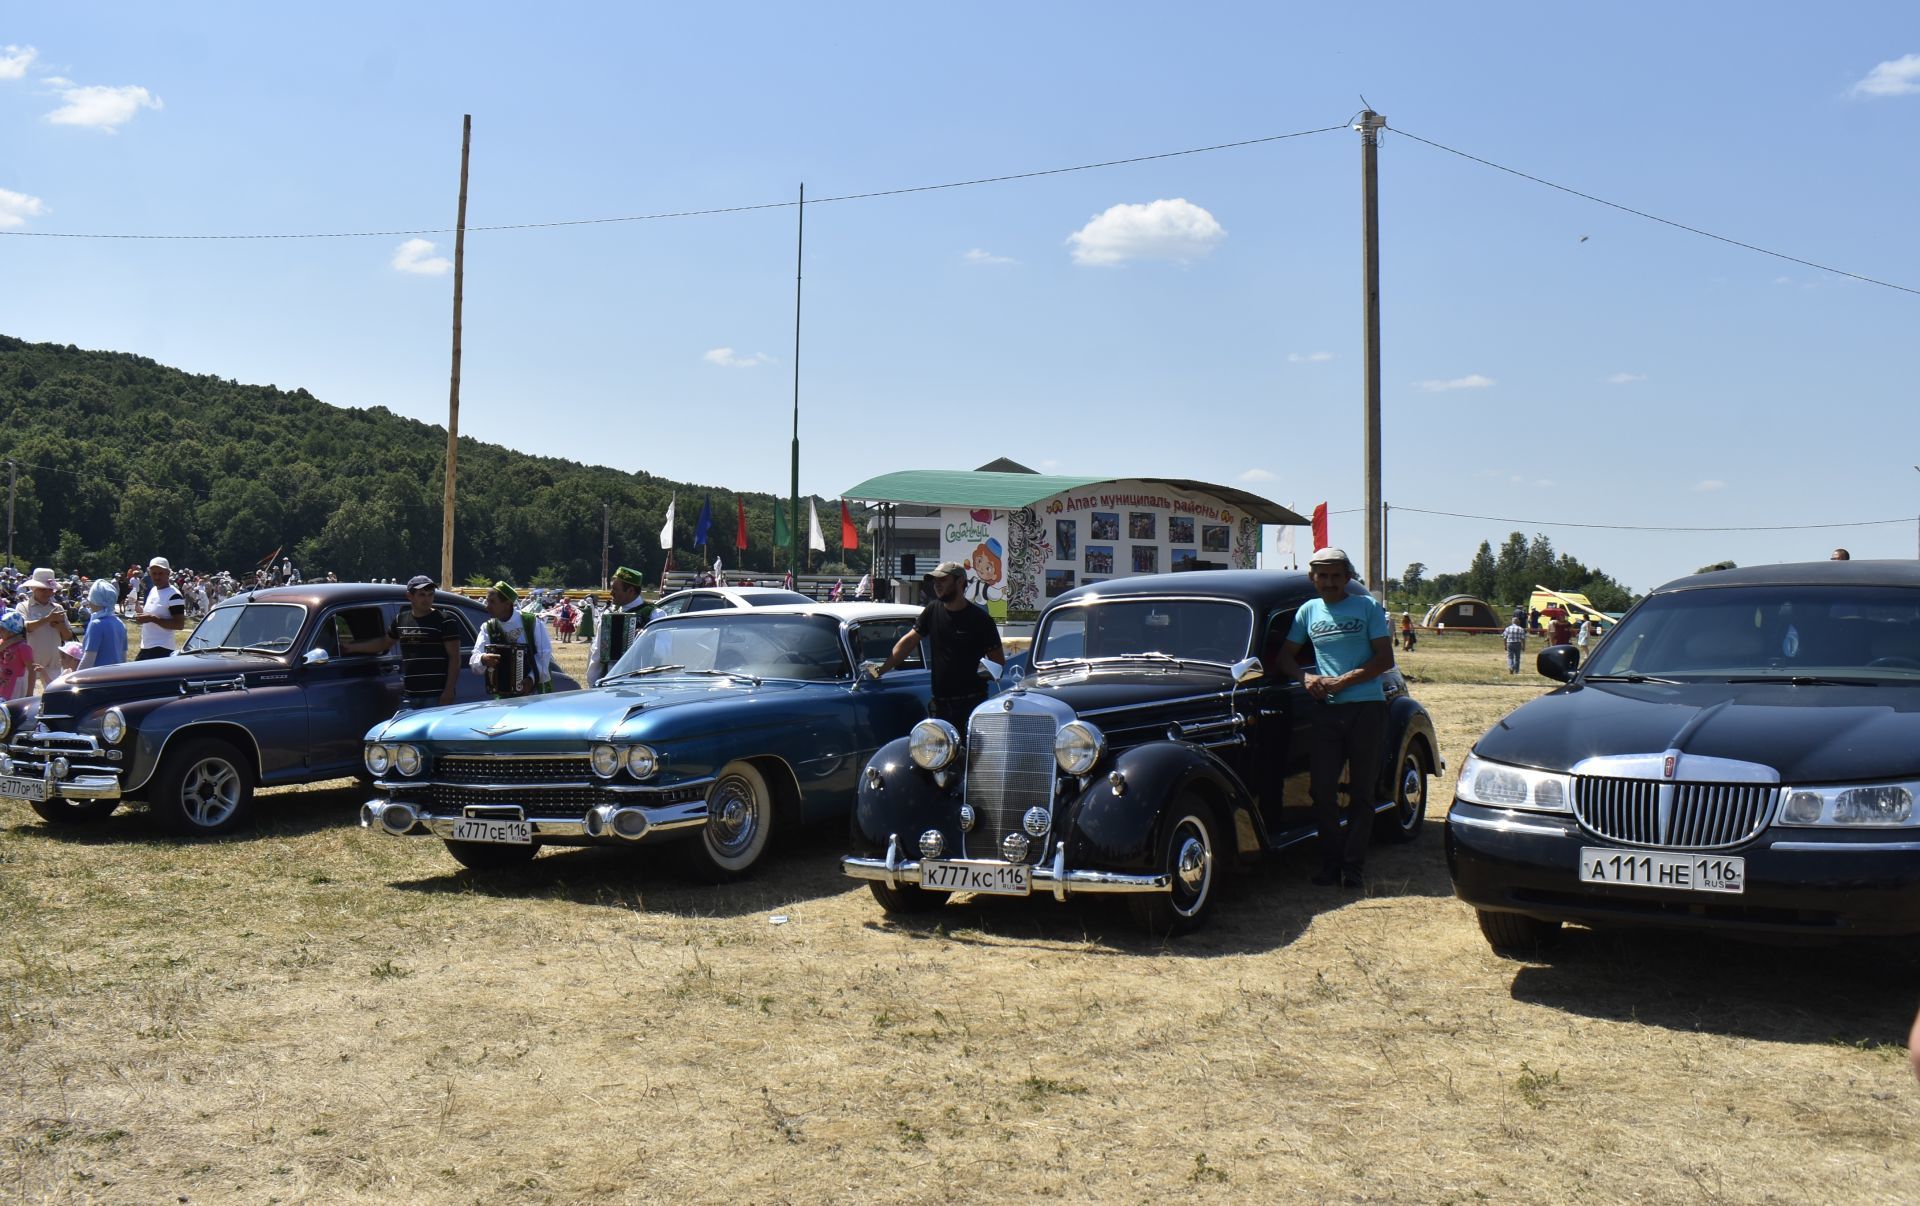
xmin=441 ymin=114 xmax=471 ymax=587
xmin=789 ymin=184 xmax=804 ymax=580
xmin=1358 ymin=111 xmax=1386 ymax=590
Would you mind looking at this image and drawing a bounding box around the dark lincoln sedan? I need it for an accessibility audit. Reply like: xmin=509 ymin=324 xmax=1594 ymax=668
xmin=1449 ymin=561 xmax=1920 ymax=951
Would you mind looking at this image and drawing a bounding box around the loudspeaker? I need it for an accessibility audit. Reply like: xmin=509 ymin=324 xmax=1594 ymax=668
xmin=900 ymin=554 xmax=917 ymax=576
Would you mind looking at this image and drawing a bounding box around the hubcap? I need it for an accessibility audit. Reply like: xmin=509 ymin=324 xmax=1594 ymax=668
xmin=1175 ymin=836 xmax=1208 ymax=892
xmin=708 ymin=777 xmax=759 ymax=855
xmin=1401 ymin=758 xmax=1424 ymax=819
xmin=181 ymin=758 xmax=241 ymax=828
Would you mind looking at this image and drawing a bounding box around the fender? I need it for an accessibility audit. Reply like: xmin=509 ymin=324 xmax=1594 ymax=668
xmin=849 ymin=736 xmax=961 ymax=858
xmin=1373 ymin=695 xmax=1440 ymax=802
xmin=1061 ymin=741 xmax=1256 ymax=873
xmin=124 ymin=683 xmax=299 ymax=791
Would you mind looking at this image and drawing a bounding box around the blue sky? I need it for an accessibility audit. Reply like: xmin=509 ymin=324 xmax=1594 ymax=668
xmin=3 ymin=4 xmax=1917 ymax=591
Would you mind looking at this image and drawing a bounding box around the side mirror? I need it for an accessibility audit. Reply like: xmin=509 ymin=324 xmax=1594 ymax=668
xmin=858 ymin=658 xmax=884 ymax=683
xmin=303 ymin=648 xmax=331 ymax=666
xmin=1229 ymin=657 xmax=1264 ymax=684
xmin=1537 ymin=644 xmax=1579 ymax=682
xmin=978 ymin=658 xmax=1003 ymax=683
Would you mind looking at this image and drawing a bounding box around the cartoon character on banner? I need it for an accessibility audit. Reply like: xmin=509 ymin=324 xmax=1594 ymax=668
xmin=969 ymin=536 xmax=1004 ymax=603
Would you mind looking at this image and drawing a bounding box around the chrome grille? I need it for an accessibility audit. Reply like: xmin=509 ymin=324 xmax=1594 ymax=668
xmin=428 ymin=784 xmax=600 ymax=818
xmin=436 ymin=755 xmax=588 ymax=785
xmin=1573 ymin=777 xmax=1778 ymax=850
xmin=964 ymin=709 xmax=1056 ymax=864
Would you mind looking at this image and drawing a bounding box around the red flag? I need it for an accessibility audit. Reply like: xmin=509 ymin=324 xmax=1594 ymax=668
xmin=736 ymin=498 xmax=748 ymax=550
xmin=840 ymin=500 xmax=859 ymax=551
xmin=1310 ymin=502 xmax=1328 ymax=551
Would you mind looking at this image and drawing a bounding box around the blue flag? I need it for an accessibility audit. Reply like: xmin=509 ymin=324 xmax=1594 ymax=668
xmin=693 ymin=494 xmax=713 ymax=547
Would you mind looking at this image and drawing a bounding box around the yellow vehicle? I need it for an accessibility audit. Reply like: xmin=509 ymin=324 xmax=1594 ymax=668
xmin=1525 ymin=587 xmax=1612 ymax=630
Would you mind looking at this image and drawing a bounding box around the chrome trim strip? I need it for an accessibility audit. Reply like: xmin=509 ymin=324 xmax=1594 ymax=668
xmin=1768 ymin=840 xmax=1920 ymax=852
xmin=1078 ymin=690 xmax=1235 ymax=720
xmin=842 ymin=854 xmax=1172 ymax=895
xmin=435 ymin=751 xmax=594 ymax=761
xmin=366 ymin=797 xmax=710 ymax=840
xmin=1572 ymin=750 xmax=1779 ymax=785
xmin=372 ymin=776 xmax=715 ymax=795
xmin=1448 ymin=811 xmax=1573 ymax=837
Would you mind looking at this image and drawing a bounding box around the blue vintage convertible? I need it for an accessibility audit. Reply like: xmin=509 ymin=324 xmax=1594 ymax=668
xmin=361 ymin=603 xmax=934 ymax=876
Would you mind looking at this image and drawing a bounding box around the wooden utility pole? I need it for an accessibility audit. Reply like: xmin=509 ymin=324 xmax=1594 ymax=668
xmin=440 ymin=114 xmax=471 ymax=587
xmin=5 ymin=460 xmax=15 ymax=570
xmin=788 ymin=184 xmax=805 ymax=579
xmin=1358 ymin=110 xmax=1386 ymax=590
xmin=601 ymin=502 xmax=611 ymax=589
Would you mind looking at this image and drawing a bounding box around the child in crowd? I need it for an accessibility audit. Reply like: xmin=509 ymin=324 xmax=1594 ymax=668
xmin=0 ymin=611 xmax=31 ymax=700
xmin=78 ymin=579 xmax=129 ymax=671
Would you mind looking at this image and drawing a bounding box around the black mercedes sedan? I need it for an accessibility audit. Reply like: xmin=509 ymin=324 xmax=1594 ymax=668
xmin=1448 ymin=560 xmax=1920 ymax=951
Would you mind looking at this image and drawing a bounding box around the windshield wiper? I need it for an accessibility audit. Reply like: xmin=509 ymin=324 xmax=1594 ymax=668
xmin=1583 ymin=673 xmax=1685 ymax=686
xmin=686 ymin=668 xmax=762 ymax=685
xmin=600 ymin=664 xmax=684 ymax=684
xmin=238 ymin=642 xmax=293 ymax=654
xmin=1725 ymin=674 xmax=1880 ymax=686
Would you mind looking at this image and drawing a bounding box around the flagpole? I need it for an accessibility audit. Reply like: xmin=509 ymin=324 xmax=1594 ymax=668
xmin=789 ymin=183 xmax=804 ymax=580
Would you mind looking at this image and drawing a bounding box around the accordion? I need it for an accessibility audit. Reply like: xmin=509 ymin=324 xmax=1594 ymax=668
xmin=603 ymin=611 xmax=639 ymax=665
xmin=486 ymin=643 xmax=529 ymax=697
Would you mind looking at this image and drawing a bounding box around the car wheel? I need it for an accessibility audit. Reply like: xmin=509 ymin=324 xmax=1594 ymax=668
xmin=867 ymin=880 xmax=948 ymax=915
xmin=1375 ymin=743 xmax=1429 ymax=844
xmin=151 ymin=738 xmax=255 ymax=837
xmin=1127 ymin=801 xmax=1221 ymax=936
xmin=442 ymin=839 xmax=540 ymax=871
xmin=1475 ymin=908 xmax=1562 ymax=956
xmin=28 ymin=797 xmax=119 ymax=826
xmin=692 ymin=760 xmax=773 ymax=881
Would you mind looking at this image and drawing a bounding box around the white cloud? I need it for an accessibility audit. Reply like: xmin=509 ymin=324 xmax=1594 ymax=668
xmin=1693 ymin=479 xmax=1727 ymax=492
xmin=0 ymin=187 xmax=48 ymax=229
xmin=964 ymin=248 xmax=1016 ymax=266
xmin=390 ymin=238 xmax=451 ymax=276
xmin=1288 ymin=351 xmax=1333 ymax=363
xmin=46 ymin=83 xmax=162 ymax=130
xmin=1607 ymin=372 xmax=1646 ymax=385
xmin=703 ymin=347 xmax=771 ymax=369
xmin=1067 ymin=198 xmax=1225 ymax=266
xmin=1852 ymin=53 xmax=1920 ymax=97
xmin=0 ymin=45 xmax=36 ymax=80
xmin=1415 ymin=373 xmax=1495 ymax=392
xmin=1238 ymin=468 xmax=1278 ymax=483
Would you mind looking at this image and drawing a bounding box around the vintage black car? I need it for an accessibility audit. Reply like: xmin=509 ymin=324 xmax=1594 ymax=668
xmin=1449 ymin=561 xmax=1920 ymax=951
xmin=842 ymin=570 xmax=1441 ymax=933
xmin=1 ymin=583 xmax=576 ymax=837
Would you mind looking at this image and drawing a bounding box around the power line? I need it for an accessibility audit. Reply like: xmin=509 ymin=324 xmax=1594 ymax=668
xmin=0 ymin=125 xmax=1349 ymax=242
xmin=1389 ymin=125 xmax=1920 ymax=298
xmin=1388 ymin=504 xmax=1911 ymax=533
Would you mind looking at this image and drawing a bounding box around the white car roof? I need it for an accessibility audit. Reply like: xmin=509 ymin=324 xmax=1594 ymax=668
xmin=743 ymin=601 xmax=923 ymax=622
xmin=657 ymin=586 xmax=811 ymax=606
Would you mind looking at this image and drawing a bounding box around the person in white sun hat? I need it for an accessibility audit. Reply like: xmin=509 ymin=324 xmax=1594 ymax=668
xmin=20 ymin=567 xmax=74 ymax=692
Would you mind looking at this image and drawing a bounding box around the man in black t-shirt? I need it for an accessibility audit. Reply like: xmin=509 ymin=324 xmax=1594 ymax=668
xmin=344 ymin=574 xmax=464 ymax=713
xmin=870 ymin=560 xmax=1004 ymax=728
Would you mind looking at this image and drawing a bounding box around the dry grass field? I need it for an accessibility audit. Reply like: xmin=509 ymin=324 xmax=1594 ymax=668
xmin=4 ymin=631 xmax=1918 ymax=1203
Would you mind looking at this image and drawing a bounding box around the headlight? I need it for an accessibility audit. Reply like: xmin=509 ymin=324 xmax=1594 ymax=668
xmin=590 ymin=744 xmax=621 ymax=778
xmin=101 ymin=707 xmax=126 ymax=745
xmin=1454 ymin=753 xmax=1572 ymax=813
xmin=1054 ymin=721 xmax=1105 ymax=776
xmin=624 ymin=745 xmax=659 ymax=779
xmin=393 ymin=744 xmax=422 ymax=777
xmin=364 ymin=744 xmax=392 ymax=776
xmin=909 ymin=720 xmax=960 ymax=771
xmin=1778 ymin=782 xmax=1919 ymax=827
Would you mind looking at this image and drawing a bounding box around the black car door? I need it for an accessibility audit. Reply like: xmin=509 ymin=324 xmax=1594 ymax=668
xmin=301 ymin=604 xmax=399 ymax=773
xmin=1256 ymin=607 xmax=1316 ymax=834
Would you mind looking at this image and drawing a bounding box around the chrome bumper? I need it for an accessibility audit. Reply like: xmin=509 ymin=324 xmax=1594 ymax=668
xmin=841 ymin=835 xmax=1171 ymax=901
xmin=5 ymin=731 xmax=123 ymax=801
xmin=359 ymin=797 xmax=708 ymax=842
xmin=38 ymin=774 xmax=124 ymax=801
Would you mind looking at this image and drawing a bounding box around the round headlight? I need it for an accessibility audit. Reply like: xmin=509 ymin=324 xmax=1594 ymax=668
xmin=101 ymin=707 xmax=126 ymax=745
xmin=909 ymin=719 xmax=960 ymax=771
xmin=590 ymin=744 xmax=621 ymax=778
xmin=50 ymin=756 xmax=69 ymax=780
xmin=624 ymin=745 xmax=659 ymax=779
xmin=393 ymin=744 xmax=422 ymax=777
xmin=364 ymin=743 xmax=392 ymax=776
xmin=1054 ymin=721 xmax=1105 ymax=776
xmin=1782 ymin=791 xmax=1824 ymax=824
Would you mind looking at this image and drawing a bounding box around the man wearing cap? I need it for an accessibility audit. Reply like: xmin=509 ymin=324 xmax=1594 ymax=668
xmin=20 ymin=568 xmax=75 ymax=688
xmin=470 ymin=581 xmax=553 ymax=698
xmin=871 ymin=560 xmax=1003 ymax=728
xmin=343 ymin=575 xmax=464 ymax=713
xmin=1275 ymin=547 xmax=1395 ymax=889
xmin=136 ymin=557 xmax=189 ymax=661
xmin=587 ymin=566 xmax=655 ymax=687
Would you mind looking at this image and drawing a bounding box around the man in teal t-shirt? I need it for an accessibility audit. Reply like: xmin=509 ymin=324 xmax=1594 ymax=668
xmin=1277 ymin=547 xmax=1395 ymax=888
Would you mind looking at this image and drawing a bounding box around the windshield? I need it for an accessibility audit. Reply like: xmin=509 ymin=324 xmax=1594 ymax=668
xmin=745 ymin=591 xmax=811 ymax=606
xmin=606 ymin=613 xmax=850 ymax=682
xmin=1585 ymin=585 xmax=1920 ymax=681
xmin=183 ymin=603 xmax=307 ymax=654
xmin=1035 ymin=598 xmax=1252 ymax=666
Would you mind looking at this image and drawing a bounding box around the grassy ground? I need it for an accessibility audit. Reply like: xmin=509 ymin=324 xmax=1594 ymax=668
xmin=2 ymin=633 xmax=1916 ymax=1202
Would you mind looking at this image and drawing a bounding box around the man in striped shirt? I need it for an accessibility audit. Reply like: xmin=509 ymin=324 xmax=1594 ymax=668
xmin=1502 ymin=612 xmax=1528 ymax=675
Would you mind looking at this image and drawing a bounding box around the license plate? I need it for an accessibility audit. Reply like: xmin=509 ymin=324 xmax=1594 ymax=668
xmin=0 ymin=775 xmax=47 ymax=802
xmin=921 ymin=859 xmax=1031 ymax=896
xmin=451 ymin=818 xmax=531 ymax=845
xmin=1578 ymin=847 xmax=1744 ymax=894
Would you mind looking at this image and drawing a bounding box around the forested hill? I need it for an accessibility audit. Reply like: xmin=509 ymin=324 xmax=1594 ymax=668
xmin=0 ymin=336 xmax=850 ymax=584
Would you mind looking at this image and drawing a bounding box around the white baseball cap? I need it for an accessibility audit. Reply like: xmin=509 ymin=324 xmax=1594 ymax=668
xmin=148 ymin=556 xmax=171 ymax=571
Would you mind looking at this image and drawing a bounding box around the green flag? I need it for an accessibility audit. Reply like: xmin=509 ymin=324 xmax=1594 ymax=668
xmin=773 ymin=503 xmax=790 ymax=550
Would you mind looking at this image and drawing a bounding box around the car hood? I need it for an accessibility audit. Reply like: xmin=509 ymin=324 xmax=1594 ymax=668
xmin=1012 ymin=667 xmax=1242 ymax=732
xmin=368 ymin=675 xmax=833 ymax=746
xmin=1476 ymin=679 xmax=1920 ymax=783
xmin=36 ymin=651 xmax=291 ymax=714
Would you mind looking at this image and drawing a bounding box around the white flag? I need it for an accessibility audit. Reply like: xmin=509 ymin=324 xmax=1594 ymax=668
xmin=659 ymin=494 xmax=676 ymax=550
xmin=807 ymin=499 xmax=827 ymax=552
xmin=1276 ymin=523 xmax=1297 ymax=568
